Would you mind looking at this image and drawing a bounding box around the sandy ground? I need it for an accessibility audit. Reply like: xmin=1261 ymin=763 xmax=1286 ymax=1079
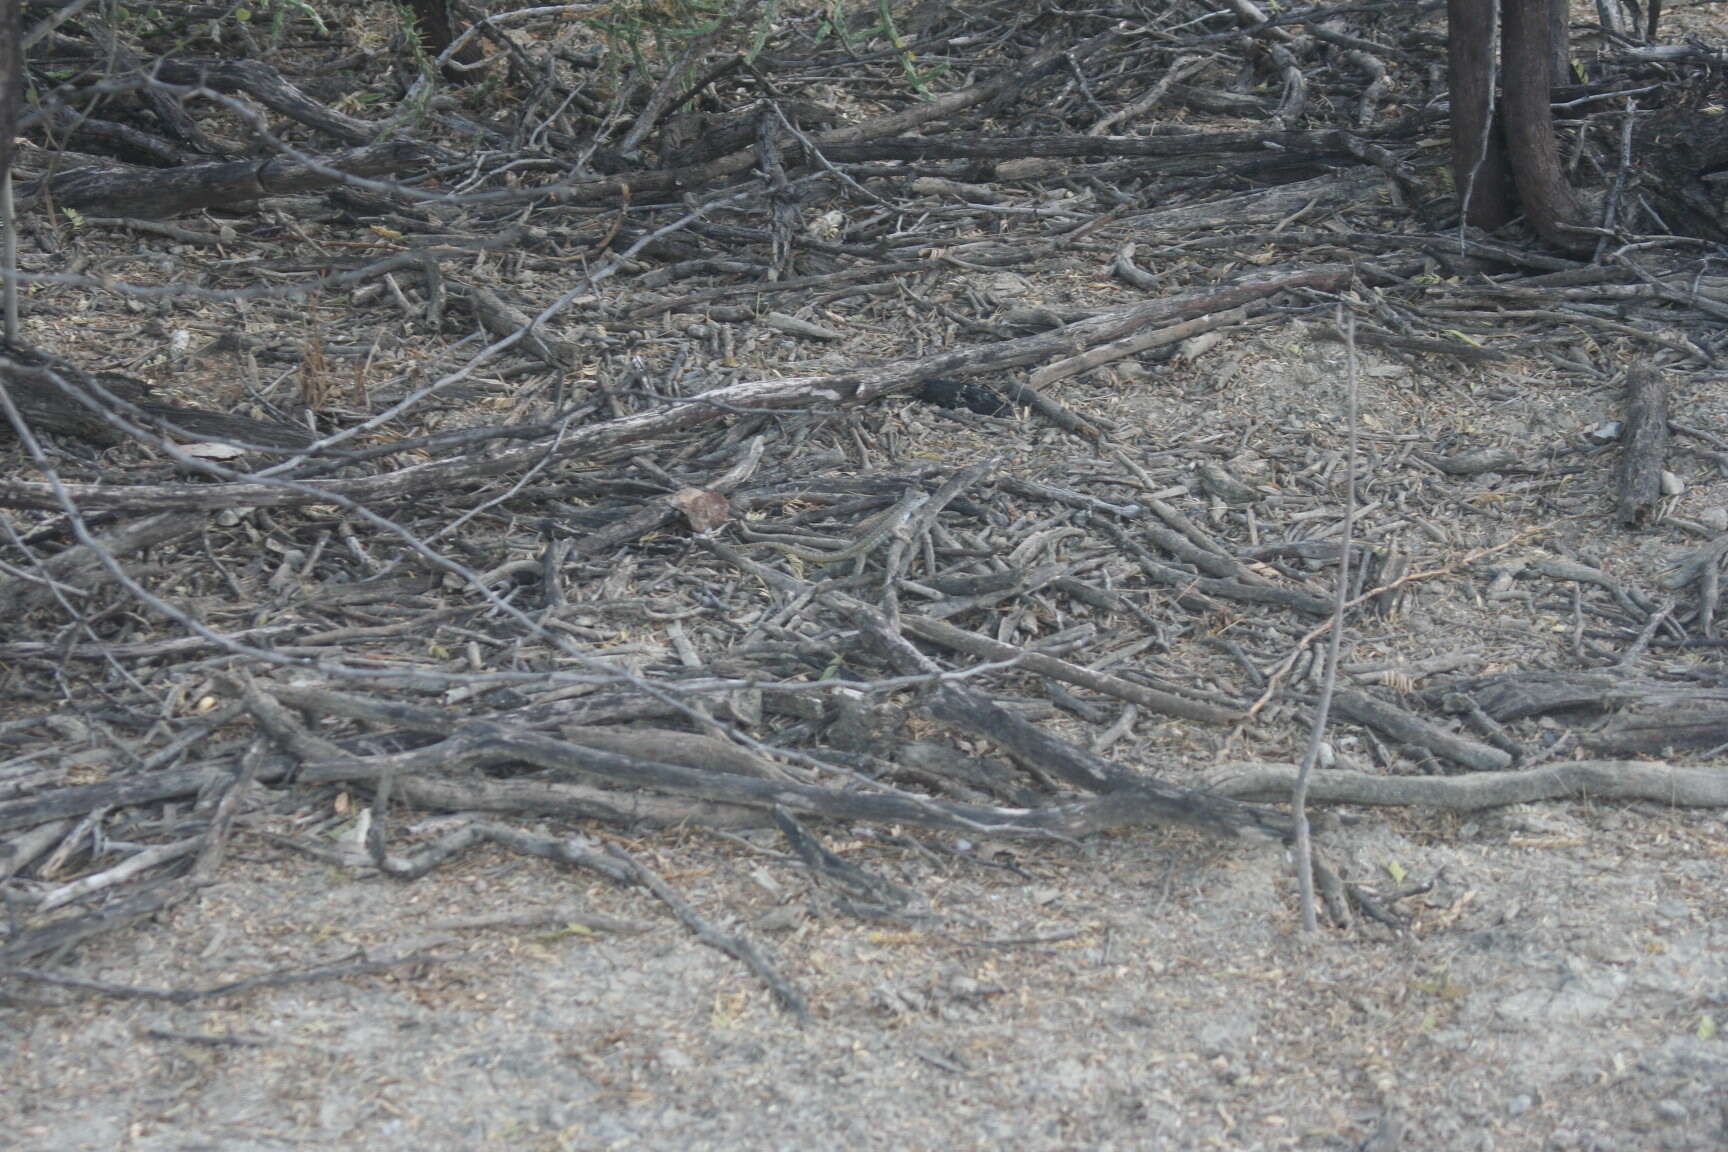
xmin=2 ymin=793 xmax=1724 ymax=1151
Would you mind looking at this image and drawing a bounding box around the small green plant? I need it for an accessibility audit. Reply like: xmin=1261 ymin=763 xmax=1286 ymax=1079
xmin=592 ymin=0 xmax=729 ymax=71
xmin=814 ymin=0 xmax=947 ymax=97
xmin=113 ymin=0 xmax=331 ymax=48
xmin=378 ymin=4 xmax=441 ymax=135
xmin=230 ymin=0 xmax=329 ymax=50
xmin=582 ymin=0 xmax=784 ymax=112
xmin=267 ymin=0 xmax=331 ymax=38
xmin=882 ymin=0 xmax=949 ymax=96
xmin=745 ymin=0 xmax=779 ymax=62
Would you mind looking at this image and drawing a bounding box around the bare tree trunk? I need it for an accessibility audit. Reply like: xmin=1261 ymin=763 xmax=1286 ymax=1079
xmin=1593 ymin=0 xmax=1629 ymax=38
xmin=0 ymin=0 xmax=21 ymax=342
xmin=1449 ymin=0 xmax=1513 ymax=229
xmin=1502 ymin=0 xmax=1591 ymax=251
xmin=0 ymin=0 xmax=17 ymax=183
xmin=1549 ymin=0 xmax=1571 ymax=82
xmin=405 ymin=0 xmax=484 ymax=72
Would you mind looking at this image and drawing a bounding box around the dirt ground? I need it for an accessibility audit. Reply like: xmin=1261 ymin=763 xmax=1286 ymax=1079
xmin=1 ymin=799 xmax=1723 ymax=1151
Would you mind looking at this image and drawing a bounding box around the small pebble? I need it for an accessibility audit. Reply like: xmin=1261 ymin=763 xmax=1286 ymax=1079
xmin=1653 ymin=1099 xmax=1687 ymax=1123
xmin=1586 ymin=421 xmax=1623 ymax=443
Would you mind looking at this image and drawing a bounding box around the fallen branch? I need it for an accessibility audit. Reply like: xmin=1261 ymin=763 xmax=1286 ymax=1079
xmin=607 ymin=843 xmax=810 ymax=1022
xmin=1332 ymin=689 xmax=1514 ymax=772
xmin=1209 ymin=759 xmax=1728 ymax=809
xmin=1617 ymin=366 xmax=1669 ymax=528
xmin=900 ymin=614 xmax=1245 ymax=725
xmin=1 ymin=949 xmax=445 ymax=1002
xmin=22 ymin=140 xmax=442 ymax=219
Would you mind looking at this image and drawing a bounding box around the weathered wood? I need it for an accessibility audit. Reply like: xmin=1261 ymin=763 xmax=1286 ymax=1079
xmin=1333 ymin=690 xmax=1514 ymax=772
xmin=900 ymin=614 xmax=1247 ymax=726
xmin=154 ymin=58 xmax=376 ymax=144
xmin=290 ymin=717 xmax=1269 ymax=841
xmin=1437 ymin=671 xmax=1622 ymax=721
xmin=0 ymin=761 xmax=290 ymax=833
xmin=1 ymin=343 xmax=314 ymax=449
xmin=834 ymin=594 xmax=1292 ymax=843
xmin=1587 ymin=690 xmax=1728 ymax=755
xmin=21 ymin=140 xmax=440 ymax=219
xmin=78 ymin=23 xmax=218 ymax=154
xmin=388 ymin=775 xmax=772 ymax=831
xmin=1617 ymin=367 xmax=1669 ymax=527
xmin=806 ymin=129 xmax=1364 ymax=165
xmin=1209 ymin=759 xmax=1728 ymax=809
xmin=659 ymin=100 xmax=839 ymax=167
xmin=0 ymin=510 xmax=207 ymax=617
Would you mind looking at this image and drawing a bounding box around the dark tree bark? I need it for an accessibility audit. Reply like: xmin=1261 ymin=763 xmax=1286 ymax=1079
xmin=405 ymin=0 xmax=485 ymax=72
xmin=1617 ymin=368 xmax=1669 ymax=528
xmin=1447 ymin=0 xmax=1513 ymax=229
xmin=1 ymin=0 xmax=19 ymax=343
xmin=1447 ymin=0 xmax=1592 ymax=249
xmin=0 ymin=343 xmax=314 ymax=449
xmin=22 ymin=140 xmax=440 ymax=219
xmin=0 ymin=0 xmax=20 ymax=185
xmin=1501 ymin=0 xmax=1591 ymax=251
xmin=1636 ymin=101 xmax=1728 ymax=240
xmin=153 ymin=59 xmax=376 ymax=145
